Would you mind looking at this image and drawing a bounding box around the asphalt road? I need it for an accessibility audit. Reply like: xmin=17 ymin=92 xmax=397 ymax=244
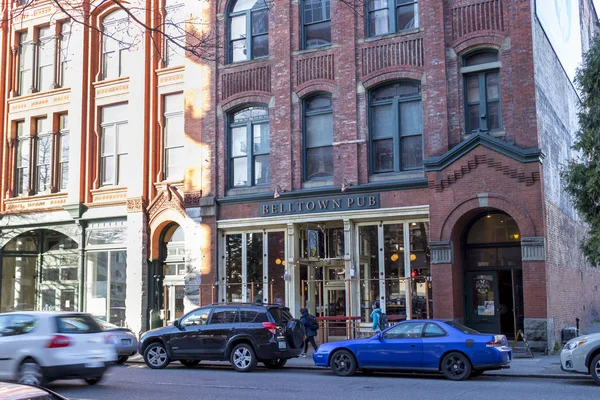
xmin=48 ymin=363 xmax=598 ymax=400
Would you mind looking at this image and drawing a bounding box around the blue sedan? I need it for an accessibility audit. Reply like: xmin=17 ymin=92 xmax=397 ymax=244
xmin=313 ymin=319 xmax=511 ymax=380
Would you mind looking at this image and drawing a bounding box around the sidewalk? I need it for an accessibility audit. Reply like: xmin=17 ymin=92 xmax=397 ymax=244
xmin=129 ymin=319 xmax=600 ymax=380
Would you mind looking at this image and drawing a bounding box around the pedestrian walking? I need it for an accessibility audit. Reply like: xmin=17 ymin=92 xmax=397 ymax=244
xmin=371 ymin=301 xmax=382 ymax=334
xmin=299 ymin=308 xmax=319 ymax=357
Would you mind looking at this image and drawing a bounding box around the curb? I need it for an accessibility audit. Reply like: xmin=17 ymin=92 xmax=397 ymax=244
xmin=126 ymin=358 xmax=591 ymax=380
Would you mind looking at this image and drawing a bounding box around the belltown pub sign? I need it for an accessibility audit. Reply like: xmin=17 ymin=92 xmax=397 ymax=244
xmin=260 ymin=194 xmax=380 ymax=217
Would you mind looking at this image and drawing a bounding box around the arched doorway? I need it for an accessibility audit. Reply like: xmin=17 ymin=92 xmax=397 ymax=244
xmin=463 ymin=212 xmax=524 ymax=337
xmin=0 ymin=230 xmax=79 ymax=313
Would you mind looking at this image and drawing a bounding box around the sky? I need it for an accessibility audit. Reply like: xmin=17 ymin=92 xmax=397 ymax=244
xmin=595 ymin=0 xmax=600 ymax=14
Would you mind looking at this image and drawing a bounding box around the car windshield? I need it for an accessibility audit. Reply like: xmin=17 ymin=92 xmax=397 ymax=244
xmin=55 ymin=315 xmax=102 ymax=334
xmin=445 ymin=321 xmax=480 ymax=335
xmin=268 ymin=307 xmax=293 ymax=323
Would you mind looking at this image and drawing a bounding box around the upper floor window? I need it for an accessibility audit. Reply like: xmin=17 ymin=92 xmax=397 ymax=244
xmin=18 ymin=32 xmax=33 ymax=95
xmin=302 ymin=0 xmax=331 ymax=49
xmin=102 ymin=10 xmax=131 ymax=80
xmin=229 ymin=106 xmax=270 ymax=188
xmin=58 ymin=114 xmax=70 ymax=191
xmin=304 ymin=95 xmax=333 ymax=180
xmin=59 ymin=21 xmax=73 ymax=88
xmin=100 ymin=104 xmax=129 ymax=186
xmin=228 ymin=0 xmax=269 ymax=63
xmin=164 ymin=1 xmax=186 ymax=67
xmin=368 ymin=0 xmax=419 ymax=37
xmin=163 ymin=93 xmax=185 ymax=180
xmin=36 ymin=26 xmax=55 ymax=92
xmin=15 ymin=121 xmax=29 ymax=195
xmin=463 ymin=50 xmax=501 ymax=134
xmin=369 ymin=82 xmax=423 ymax=173
xmin=34 ymin=118 xmax=52 ymax=194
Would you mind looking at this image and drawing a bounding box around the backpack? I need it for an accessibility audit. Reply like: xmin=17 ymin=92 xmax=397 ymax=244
xmin=306 ymin=314 xmax=319 ymax=331
xmin=378 ymin=311 xmax=388 ymax=331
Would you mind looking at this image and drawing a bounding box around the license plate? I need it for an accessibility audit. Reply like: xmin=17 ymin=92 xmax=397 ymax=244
xmin=121 ymin=339 xmax=132 ymax=346
xmin=278 ymin=342 xmax=287 ymax=349
xmin=84 ymin=362 xmax=104 ymax=368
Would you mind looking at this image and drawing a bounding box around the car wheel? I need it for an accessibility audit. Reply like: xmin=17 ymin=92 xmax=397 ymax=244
xmin=330 ymin=350 xmax=357 ymax=377
xmin=18 ymin=360 xmax=46 ymax=387
xmin=469 ymin=370 xmax=485 ymax=378
xmin=441 ymin=352 xmax=472 ymax=381
xmin=230 ymin=343 xmax=258 ymax=372
xmin=117 ymin=356 xmax=129 ymax=364
xmin=180 ymin=360 xmax=200 ymax=367
xmin=263 ymin=359 xmax=287 ymax=369
xmin=591 ymin=354 xmax=600 ymax=385
xmin=85 ymin=376 xmax=103 ymax=385
xmin=143 ymin=342 xmax=170 ymax=369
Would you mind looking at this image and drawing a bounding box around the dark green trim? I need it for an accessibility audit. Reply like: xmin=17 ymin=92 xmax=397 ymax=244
xmin=423 ymin=132 xmax=545 ymax=172
xmin=217 ymin=178 xmax=428 ymax=205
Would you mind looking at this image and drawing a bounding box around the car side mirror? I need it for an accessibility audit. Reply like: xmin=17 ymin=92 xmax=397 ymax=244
xmin=173 ymin=320 xmax=181 ymax=329
xmin=376 ymin=332 xmax=383 ymax=340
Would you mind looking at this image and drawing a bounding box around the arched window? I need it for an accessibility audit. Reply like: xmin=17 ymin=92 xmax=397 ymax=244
xmin=369 ymin=82 xmax=423 ymax=173
xmin=302 ymin=0 xmax=331 ymax=49
xmin=304 ymin=94 xmax=333 ymax=180
xmin=463 ymin=50 xmax=501 ymax=134
xmin=228 ymin=0 xmax=269 ymax=63
xmin=229 ymin=106 xmax=270 ymax=188
xmin=101 ymin=9 xmax=131 ymax=80
xmin=368 ymin=0 xmax=419 ymax=37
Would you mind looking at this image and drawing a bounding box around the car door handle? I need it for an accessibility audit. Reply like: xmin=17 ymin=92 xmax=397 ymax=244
xmin=410 ymin=344 xmax=417 ymax=348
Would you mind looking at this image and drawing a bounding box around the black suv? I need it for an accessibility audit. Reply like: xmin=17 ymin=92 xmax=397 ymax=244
xmin=139 ymin=303 xmax=304 ymax=372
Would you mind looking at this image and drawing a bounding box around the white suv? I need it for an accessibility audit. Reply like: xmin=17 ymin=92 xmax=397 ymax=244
xmin=0 ymin=312 xmax=117 ymax=386
xmin=560 ymin=332 xmax=600 ymax=385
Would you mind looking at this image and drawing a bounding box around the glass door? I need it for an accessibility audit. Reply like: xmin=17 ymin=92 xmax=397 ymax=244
xmin=466 ymin=272 xmax=500 ymax=334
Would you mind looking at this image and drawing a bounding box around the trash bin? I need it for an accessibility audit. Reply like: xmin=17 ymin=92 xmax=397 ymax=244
xmin=561 ymin=326 xmax=578 ymax=343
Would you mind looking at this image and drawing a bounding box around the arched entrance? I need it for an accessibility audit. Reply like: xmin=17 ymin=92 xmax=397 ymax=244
xmin=463 ymin=212 xmax=524 ymax=337
xmin=0 ymin=230 xmax=79 ymax=313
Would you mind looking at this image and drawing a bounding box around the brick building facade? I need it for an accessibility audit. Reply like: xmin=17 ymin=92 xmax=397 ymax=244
xmin=0 ymin=0 xmax=598 ymax=351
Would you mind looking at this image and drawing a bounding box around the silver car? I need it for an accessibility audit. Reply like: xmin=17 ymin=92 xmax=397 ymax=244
xmin=94 ymin=318 xmax=138 ymax=364
xmin=560 ymin=332 xmax=600 ymax=384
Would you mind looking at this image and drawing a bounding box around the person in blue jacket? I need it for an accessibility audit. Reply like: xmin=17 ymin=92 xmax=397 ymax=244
xmin=299 ymin=308 xmax=318 ymax=357
xmin=371 ymin=301 xmax=382 ymax=333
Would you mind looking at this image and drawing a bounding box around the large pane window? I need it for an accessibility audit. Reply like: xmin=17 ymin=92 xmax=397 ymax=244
xmin=229 ymin=106 xmax=270 ymax=188
xmin=86 ymin=251 xmax=127 ymax=326
xmin=303 ymin=0 xmax=331 ymax=49
xmin=58 ymin=114 xmax=69 ymax=191
xmin=463 ymin=51 xmax=501 ymax=134
xmin=102 ymin=10 xmax=131 ymax=80
xmin=358 ymin=225 xmax=380 ymax=322
xmin=18 ymin=32 xmax=33 ymax=96
xmin=368 ymin=0 xmax=419 ymax=36
xmin=100 ymin=104 xmax=128 ymax=186
xmin=384 ymin=223 xmax=405 ymax=317
xmin=15 ymin=121 xmax=29 ymax=195
xmin=36 ymin=26 xmax=55 ymax=92
xmin=225 ymin=234 xmax=243 ymax=302
xmin=59 ymin=21 xmax=73 ymax=88
xmin=304 ymin=95 xmax=333 ymax=180
xmin=164 ymin=1 xmax=185 ymax=67
xmin=163 ymin=93 xmax=184 ymax=180
xmin=370 ymin=82 xmax=423 ymax=173
xmin=34 ymin=118 xmax=52 ymax=194
xmin=229 ymin=0 xmax=269 ymax=63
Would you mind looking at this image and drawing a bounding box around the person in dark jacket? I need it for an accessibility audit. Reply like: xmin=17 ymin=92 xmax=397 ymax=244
xmin=299 ymin=308 xmax=318 ymax=357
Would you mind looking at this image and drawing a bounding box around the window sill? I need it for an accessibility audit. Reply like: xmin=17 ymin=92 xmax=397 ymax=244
xmin=7 ymin=87 xmax=71 ymax=103
xmin=156 ymin=65 xmax=185 ymax=74
xmin=302 ymin=179 xmax=334 ymax=189
xmin=93 ymin=76 xmax=130 ymax=88
xmin=368 ymin=170 xmax=425 ymax=182
xmin=219 ymin=56 xmax=273 ymax=70
xmin=358 ymin=28 xmax=423 ymax=45
xmin=226 ymin=186 xmax=271 ymax=197
xmin=293 ymin=44 xmax=339 ymax=57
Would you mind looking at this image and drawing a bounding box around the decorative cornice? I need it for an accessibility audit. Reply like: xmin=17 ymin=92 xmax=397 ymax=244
xmin=424 ymin=132 xmax=545 ymax=172
xmin=217 ymin=178 xmax=428 ymax=205
xmin=147 ymin=184 xmax=186 ymax=224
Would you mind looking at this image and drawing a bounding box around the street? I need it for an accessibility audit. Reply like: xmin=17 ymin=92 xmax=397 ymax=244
xmin=48 ymin=363 xmax=597 ymax=400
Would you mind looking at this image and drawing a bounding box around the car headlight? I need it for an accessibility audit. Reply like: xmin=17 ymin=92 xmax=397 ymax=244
xmin=565 ymin=339 xmax=586 ymax=350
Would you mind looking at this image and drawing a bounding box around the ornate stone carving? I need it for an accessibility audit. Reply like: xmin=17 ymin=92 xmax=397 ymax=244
xmin=147 ymin=184 xmax=186 ymax=224
xmin=430 ymin=241 xmax=453 ymax=264
xmin=126 ymin=197 xmax=147 ymax=213
xmin=521 ymin=237 xmax=546 ymax=261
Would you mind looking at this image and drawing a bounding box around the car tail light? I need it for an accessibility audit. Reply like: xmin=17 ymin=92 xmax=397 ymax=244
xmin=262 ymin=322 xmax=277 ymax=335
xmin=486 ymin=335 xmax=507 ymax=347
xmin=47 ymin=335 xmax=71 ymax=349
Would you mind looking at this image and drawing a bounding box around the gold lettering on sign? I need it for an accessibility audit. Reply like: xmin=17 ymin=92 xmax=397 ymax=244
xmin=96 ymin=84 xmax=129 ymax=96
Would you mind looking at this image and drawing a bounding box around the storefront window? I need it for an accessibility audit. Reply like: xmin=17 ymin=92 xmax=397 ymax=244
xmin=86 ymin=250 xmax=127 ymax=326
xmin=247 ymin=233 xmax=263 ymax=301
xmin=383 ymin=224 xmax=406 ymax=318
xmin=225 ymin=234 xmax=243 ymax=302
xmin=409 ymin=222 xmax=431 ymax=318
xmin=0 ymin=256 xmax=36 ymax=313
xmin=268 ymin=232 xmax=285 ymax=306
xmin=359 ymin=225 xmax=380 ymax=322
